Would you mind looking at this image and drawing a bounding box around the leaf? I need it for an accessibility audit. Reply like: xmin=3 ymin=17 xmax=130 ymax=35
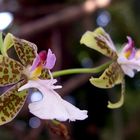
xmin=0 ymin=55 xmax=24 ymax=86
xmin=80 ymin=27 xmax=117 ymax=59
xmin=90 ymin=62 xmax=124 ymax=88
xmin=0 ymin=80 xmax=28 ymax=125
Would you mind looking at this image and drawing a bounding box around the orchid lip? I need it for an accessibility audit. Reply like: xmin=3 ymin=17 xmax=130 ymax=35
xmin=18 ymin=79 xmax=88 ymax=121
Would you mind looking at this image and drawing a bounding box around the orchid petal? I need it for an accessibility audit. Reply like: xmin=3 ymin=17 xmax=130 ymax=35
xmin=90 ymin=62 xmax=123 ymax=88
xmin=30 ymin=55 xmax=41 ymax=72
xmin=121 ymin=36 xmax=136 ymax=59
xmin=62 ymin=100 xmax=88 ymax=121
xmin=0 ymin=80 xmax=28 ymax=125
xmin=2 ymin=33 xmax=37 ymax=66
xmin=80 ymin=27 xmax=117 ymax=59
xmin=39 ymin=69 xmax=48 ymax=79
xmin=108 ymin=92 xmax=124 ymax=109
xmin=0 ymin=32 xmax=3 ymax=55
xmin=3 ymin=33 xmax=13 ymax=56
xmin=121 ymin=65 xmax=135 ymax=77
xmin=31 ymin=51 xmax=48 ymax=79
xmin=19 ymin=79 xmax=88 ymax=121
xmin=117 ymin=56 xmax=140 ymax=77
xmin=13 ymin=38 xmax=38 ymax=66
xmin=122 ymin=36 xmax=134 ymax=53
xmin=108 ymin=80 xmax=125 ymax=109
xmin=0 ymin=55 xmax=24 ymax=86
xmin=135 ymin=50 xmax=140 ymax=59
xmin=45 ymin=49 xmax=56 ymax=70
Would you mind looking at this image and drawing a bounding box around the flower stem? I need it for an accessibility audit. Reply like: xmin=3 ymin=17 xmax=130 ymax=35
xmin=52 ymin=61 xmax=112 ymax=78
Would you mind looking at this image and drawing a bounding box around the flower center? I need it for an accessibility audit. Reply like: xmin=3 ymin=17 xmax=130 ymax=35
xmin=28 ymin=51 xmax=47 ymax=80
xmin=30 ymin=65 xmax=43 ymax=79
xmin=23 ymin=49 xmax=56 ymax=80
xmin=124 ymin=50 xmax=132 ymax=59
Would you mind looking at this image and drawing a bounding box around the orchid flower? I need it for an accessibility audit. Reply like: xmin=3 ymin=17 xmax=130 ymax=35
xmin=0 ymin=32 xmax=87 ymax=125
xmin=0 ymin=32 xmax=37 ymax=125
xmin=19 ymin=49 xmax=88 ymax=121
xmin=80 ymin=27 xmax=140 ymax=109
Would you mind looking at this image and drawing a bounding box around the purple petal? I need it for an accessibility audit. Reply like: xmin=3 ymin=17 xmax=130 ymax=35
xmin=45 ymin=49 xmax=56 ymax=69
xmin=126 ymin=36 xmax=136 ymax=59
xmin=124 ymin=36 xmax=134 ymax=51
xmin=122 ymin=36 xmax=136 ymax=59
xmin=128 ymin=47 xmax=136 ymax=59
xmin=30 ymin=55 xmax=41 ymax=71
xmin=127 ymin=36 xmax=133 ymax=46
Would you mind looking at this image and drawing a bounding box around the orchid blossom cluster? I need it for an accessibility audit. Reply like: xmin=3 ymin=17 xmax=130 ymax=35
xmin=0 ymin=32 xmax=87 ymax=125
xmin=0 ymin=27 xmax=139 ymax=126
xmin=80 ymin=27 xmax=140 ymax=109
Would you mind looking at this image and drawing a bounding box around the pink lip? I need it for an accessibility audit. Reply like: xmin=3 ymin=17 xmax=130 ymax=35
xmin=124 ymin=36 xmax=136 ymax=59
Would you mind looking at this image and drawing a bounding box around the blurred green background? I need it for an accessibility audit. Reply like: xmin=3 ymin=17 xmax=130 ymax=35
xmin=1 ymin=0 xmax=140 ymax=140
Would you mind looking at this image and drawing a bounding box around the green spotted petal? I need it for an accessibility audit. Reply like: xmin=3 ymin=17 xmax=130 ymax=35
xmin=80 ymin=27 xmax=117 ymax=59
xmin=108 ymin=79 xmax=125 ymax=109
xmin=107 ymin=91 xmax=124 ymax=109
xmin=39 ymin=69 xmax=48 ymax=79
xmin=3 ymin=33 xmax=13 ymax=56
xmin=90 ymin=62 xmax=123 ymax=88
xmin=0 ymin=55 xmax=24 ymax=86
xmin=0 ymin=32 xmax=4 ymax=55
xmin=13 ymin=37 xmax=37 ymax=66
xmin=3 ymin=33 xmax=37 ymax=66
xmin=0 ymin=80 xmax=28 ymax=125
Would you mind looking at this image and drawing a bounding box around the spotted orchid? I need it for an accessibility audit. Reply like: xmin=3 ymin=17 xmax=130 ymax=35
xmin=80 ymin=27 xmax=140 ymax=109
xmin=0 ymin=32 xmax=37 ymax=125
xmin=0 ymin=32 xmax=87 ymax=125
xmin=19 ymin=49 xmax=88 ymax=121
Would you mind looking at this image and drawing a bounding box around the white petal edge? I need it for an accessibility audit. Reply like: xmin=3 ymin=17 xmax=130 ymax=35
xmin=18 ymin=79 xmax=88 ymax=121
xmin=117 ymin=56 xmax=140 ymax=77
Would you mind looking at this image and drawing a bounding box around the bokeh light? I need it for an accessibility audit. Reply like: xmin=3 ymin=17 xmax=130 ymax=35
xmin=81 ymin=57 xmax=93 ymax=68
xmin=30 ymin=91 xmax=43 ymax=102
xmin=29 ymin=117 xmax=41 ymax=128
xmin=0 ymin=12 xmax=13 ymax=30
xmin=96 ymin=11 xmax=111 ymax=27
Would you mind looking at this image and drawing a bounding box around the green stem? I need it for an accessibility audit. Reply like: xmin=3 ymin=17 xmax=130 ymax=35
xmin=52 ymin=61 xmax=112 ymax=78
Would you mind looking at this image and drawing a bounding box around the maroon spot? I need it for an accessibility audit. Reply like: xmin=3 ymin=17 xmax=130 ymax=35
xmin=1 ymin=117 xmax=6 ymax=122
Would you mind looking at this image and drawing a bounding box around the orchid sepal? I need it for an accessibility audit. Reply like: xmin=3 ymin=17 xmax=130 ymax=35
xmin=90 ymin=62 xmax=124 ymax=89
xmin=2 ymin=33 xmax=13 ymax=56
xmin=0 ymin=55 xmax=24 ymax=86
xmin=80 ymin=27 xmax=117 ymax=59
xmin=0 ymin=32 xmax=4 ymax=55
xmin=0 ymin=80 xmax=28 ymax=125
xmin=107 ymin=79 xmax=125 ymax=109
